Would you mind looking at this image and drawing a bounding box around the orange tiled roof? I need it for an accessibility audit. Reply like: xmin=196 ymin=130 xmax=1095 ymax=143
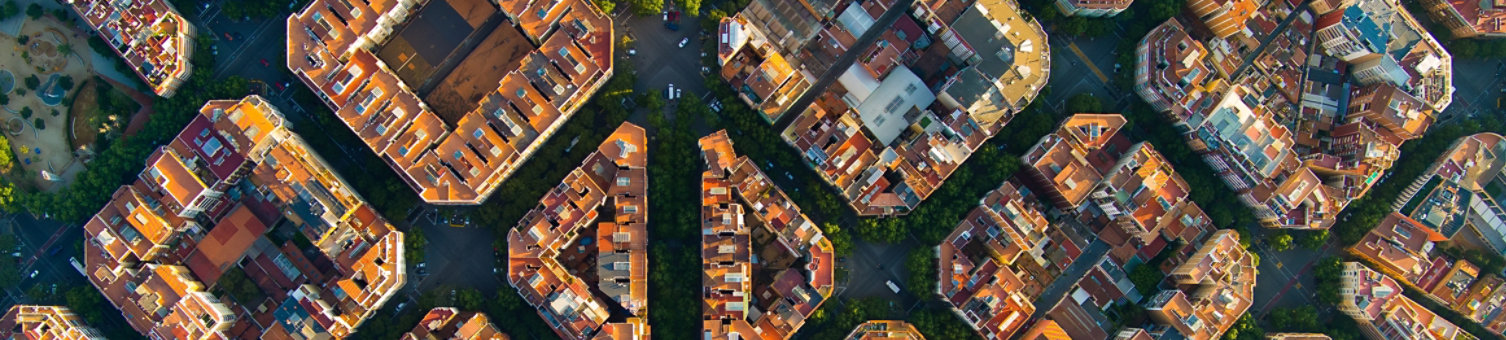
xmin=506 ymin=123 xmax=650 ymax=340
xmin=82 ymin=96 xmax=406 ymax=339
xmin=699 ymin=130 xmax=835 ymax=340
xmin=287 ymin=0 xmax=614 ymax=204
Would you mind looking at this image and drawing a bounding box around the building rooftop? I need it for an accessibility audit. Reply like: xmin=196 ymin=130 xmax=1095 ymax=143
xmin=287 ymin=0 xmax=613 ymax=204
xmin=844 ymin=320 xmax=925 ymax=340
xmin=1340 ymin=262 xmax=1466 ymax=339
xmin=64 ymin=0 xmax=195 ymax=96
xmin=0 ymin=305 xmax=105 ymax=340
xmin=400 ymin=308 xmax=508 ymax=340
xmin=506 ymin=123 xmax=649 ymax=340
xmin=699 ymin=130 xmax=835 ymax=340
xmin=1017 ymin=320 xmax=1072 ymax=340
xmin=1147 ymin=230 xmax=1257 ymax=340
xmin=1135 ymin=19 xmax=1216 ymax=116
xmin=938 ymin=0 xmax=1050 ymax=122
xmin=1022 ymin=114 xmax=1131 ymax=209
xmin=1089 ymin=143 xmax=1194 ymax=244
xmin=938 ymin=181 xmax=1050 ymax=339
xmin=1350 ymin=213 xmax=1447 ymax=284
xmin=83 ymin=96 xmax=405 ymax=339
xmin=1433 ymin=0 xmax=1506 ymax=37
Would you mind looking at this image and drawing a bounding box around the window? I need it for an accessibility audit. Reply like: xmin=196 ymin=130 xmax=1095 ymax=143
xmin=904 ymin=83 xmax=919 ymax=95
xmin=617 ymin=177 xmax=631 ymax=187
xmin=883 ymin=97 xmax=905 ymax=115
xmin=473 ymin=128 xmax=485 ymax=139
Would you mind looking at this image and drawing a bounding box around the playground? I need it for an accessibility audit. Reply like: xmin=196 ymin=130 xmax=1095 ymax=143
xmin=0 ymin=14 xmax=100 ymax=191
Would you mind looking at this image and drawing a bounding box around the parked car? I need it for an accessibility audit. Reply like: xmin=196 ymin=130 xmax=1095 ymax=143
xmin=667 ymin=83 xmax=675 ymax=100
xmin=678 ymin=37 xmax=689 ymax=48
xmin=886 ymin=280 xmax=901 ymax=294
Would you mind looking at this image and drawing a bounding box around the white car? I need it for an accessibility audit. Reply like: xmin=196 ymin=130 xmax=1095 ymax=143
xmin=667 ymin=83 xmax=675 ymax=99
xmin=675 ymin=88 xmax=682 ymax=100
xmin=886 ymin=280 xmax=901 ymax=294
xmin=678 ymin=37 xmax=689 ymax=48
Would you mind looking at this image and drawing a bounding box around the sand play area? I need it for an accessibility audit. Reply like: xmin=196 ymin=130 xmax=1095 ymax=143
xmin=0 ymin=15 xmax=97 ymax=191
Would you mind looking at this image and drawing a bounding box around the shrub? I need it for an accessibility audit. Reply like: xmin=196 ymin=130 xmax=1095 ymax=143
xmin=57 ymin=76 xmax=73 ymax=91
xmin=0 ymin=94 xmax=8 ymax=106
xmin=19 ymin=107 xmax=32 ymax=119
xmin=33 ymin=118 xmax=43 ymax=130
xmin=50 ymin=109 xmax=59 ymax=117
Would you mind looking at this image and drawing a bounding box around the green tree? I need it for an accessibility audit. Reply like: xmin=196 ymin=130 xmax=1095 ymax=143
xmin=32 ymin=118 xmax=43 ymax=130
xmin=0 ymin=234 xmax=17 ymax=287
xmin=1269 ymin=230 xmax=1293 ymax=252
xmin=24 ymin=3 xmax=40 ymax=19
xmin=676 ymin=0 xmax=701 ymax=15
xmin=1066 ymin=93 xmax=1102 ymax=113
xmin=24 ymin=75 xmax=39 ymax=91
xmin=1296 ymin=229 xmax=1328 ymax=250
xmin=0 ymin=93 xmax=9 ymax=106
xmin=1312 ymin=257 xmax=1343 ymax=306
xmin=20 ymin=106 xmax=32 ymax=119
xmin=406 ymin=226 xmax=427 ymax=265
xmin=57 ymin=75 xmax=74 ymax=91
xmin=592 ymin=0 xmax=615 ymax=13
xmin=822 ymin=222 xmax=853 ymax=257
xmin=631 ymin=0 xmax=664 ymax=16
xmin=0 ymin=1 xmax=17 ymax=20
xmin=905 ymin=249 xmax=937 ymax=299
xmin=1128 ymin=264 xmax=1163 ymax=295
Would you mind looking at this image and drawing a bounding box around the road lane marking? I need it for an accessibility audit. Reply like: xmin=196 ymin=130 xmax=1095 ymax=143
xmin=1067 ymin=41 xmax=1110 ymax=84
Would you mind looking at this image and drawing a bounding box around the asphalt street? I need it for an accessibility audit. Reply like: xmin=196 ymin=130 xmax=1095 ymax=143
xmin=411 ymin=209 xmax=500 ymax=293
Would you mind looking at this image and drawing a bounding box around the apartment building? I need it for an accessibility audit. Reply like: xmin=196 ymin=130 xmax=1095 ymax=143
xmin=1055 ymin=0 xmax=1133 ymax=17
xmin=1134 ymin=20 xmax=1218 ymax=116
xmin=1340 ymin=262 xmax=1467 ymax=339
xmin=770 ymin=0 xmax=1047 ymax=217
xmin=1143 ymin=230 xmax=1256 ymax=340
xmin=740 ymin=0 xmax=842 ymax=57
xmin=937 ymin=182 xmax=1050 ymax=339
xmin=1186 ymin=0 xmax=1257 ymax=38
xmin=286 ymin=0 xmax=613 ymax=204
xmin=1022 ymin=114 xmax=1132 ymax=210
xmin=718 ymin=15 xmax=816 ymax=122
xmin=506 ymin=123 xmax=650 ymax=340
xmin=401 ymin=308 xmax=508 ymax=340
xmin=64 ymin=0 xmax=195 ymax=97
xmin=1314 ymin=0 xmax=1453 ymax=112
xmin=844 ymin=320 xmax=925 ymax=340
xmin=699 ymin=130 xmax=836 ymax=340
xmin=1132 ymin=0 xmax=1447 ymax=231
xmin=1422 ymin=0 xmax=1506 ymax=38
xmin=0 ymin=305 xmax=105 ymax=340
xmin=1349 ymin=213 xmax=1450 ymax=287
xmin=1392 ymin=133 xmax=1506 ymax=256
xmin=83 ymin=96 xmax=405 ymax=339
